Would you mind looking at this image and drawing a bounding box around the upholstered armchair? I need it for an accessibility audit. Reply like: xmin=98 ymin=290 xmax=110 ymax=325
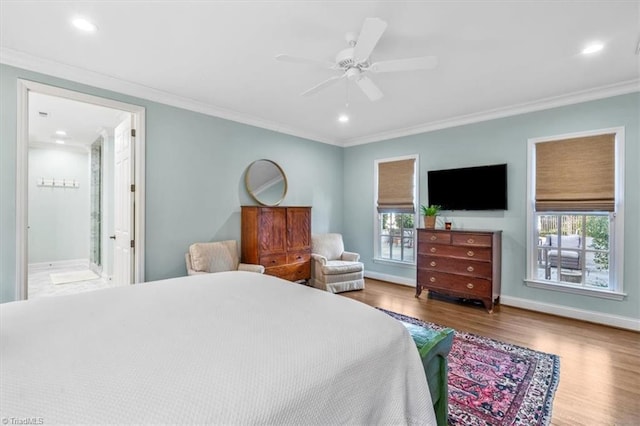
xmin=185 ymin=240 xmax=264 ymax=275
xmin=545 ymin=235 xmax=582 ymax=270
xmin=310 ymin=233 xmax=364 ymax=293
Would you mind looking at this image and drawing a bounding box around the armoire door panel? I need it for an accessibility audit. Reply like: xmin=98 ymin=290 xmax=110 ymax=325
xmin=286 ymin=207 xmax=311 ymax=251
xmin=258 ymin=208 xmax=287 ymax=254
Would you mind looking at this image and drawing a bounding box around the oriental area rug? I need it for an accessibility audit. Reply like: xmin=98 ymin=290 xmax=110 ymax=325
xmin=379 ymin=309 xmax=560 ymax=426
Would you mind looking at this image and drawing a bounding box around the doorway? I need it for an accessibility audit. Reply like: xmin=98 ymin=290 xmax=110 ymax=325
xmin=16 ymin=80 xmax=146 ymax=300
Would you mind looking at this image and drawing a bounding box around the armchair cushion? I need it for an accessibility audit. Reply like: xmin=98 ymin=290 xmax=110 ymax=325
xmin=321 ymin=261 xmax=364 ymax=275
xmin=189 ymin=241 xmax=239 ymax=273
xmin=312 ymin=233 xmax=345 ymax=261
xmin=545 ymin=235 xmax=582 ymax=270
xmin=549 ymin=234 xmax=581 ymax=249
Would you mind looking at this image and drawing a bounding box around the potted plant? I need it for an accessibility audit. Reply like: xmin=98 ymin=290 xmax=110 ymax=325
xmin=420 ymin=204 xmax=441 ymax=229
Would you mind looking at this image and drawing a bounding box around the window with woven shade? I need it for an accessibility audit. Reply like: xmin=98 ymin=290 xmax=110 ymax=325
xmin=377 ymin=158 xmax=416 ymax=213
xmin=527 ymin=128 xmax=624 ymax=298
xmin=535 ymin=133 xmax=615 ymax=212
xmin=375 ymin=156 xmax=418 ymax=264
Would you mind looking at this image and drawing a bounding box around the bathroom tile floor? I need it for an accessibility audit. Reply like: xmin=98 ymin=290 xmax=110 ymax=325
xmin=28 ymin=261 xmax=125 ymax=299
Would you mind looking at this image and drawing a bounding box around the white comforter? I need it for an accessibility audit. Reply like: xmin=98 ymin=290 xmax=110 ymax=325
xmin=0 ymin=271 xmax=435 ymax=424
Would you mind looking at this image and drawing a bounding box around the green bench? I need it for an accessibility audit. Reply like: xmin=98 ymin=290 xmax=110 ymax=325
xmin=401 ymin=322 xmax=454 ymax=426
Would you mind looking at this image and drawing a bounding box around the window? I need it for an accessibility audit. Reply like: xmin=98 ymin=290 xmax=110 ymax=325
xmin=526 ymin=128 xmax=625 ymax=299
xmin=374 ymin=156 xmax=418 ymax=264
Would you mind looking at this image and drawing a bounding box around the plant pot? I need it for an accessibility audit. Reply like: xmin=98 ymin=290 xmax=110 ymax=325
xmin=424 ymin=216 xmax=436 ymax=229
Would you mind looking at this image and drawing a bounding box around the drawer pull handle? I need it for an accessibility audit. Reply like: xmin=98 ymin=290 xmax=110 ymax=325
xmin=272 ymin=260 xmax=277 ymax=264
xmin=297 ymin=256 xmax=302 ymax=260
xmin=467 ymin=250 xmax=475 ymax=257
xmin=466 ymin=283 xmax=474 ymax=289
xmin=467 ymin=238 xmax=475 ymax=244
xmin=430 ymin=235 xmax=437 ymax=241
xmin=467 ymin=266 xmax=474 ymax=272
xmin=429 ymin=277 xmax=436 ymax=283
xmin=430 ymin=261 xmax=436 ymax=267
xmin=430 ymin=247 xmax=437 ymax=253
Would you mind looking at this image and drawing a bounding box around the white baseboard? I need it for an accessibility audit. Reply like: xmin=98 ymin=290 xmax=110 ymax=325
xmin=365 ymin=271 xmax=416 ymax=287
xmin=500 ymin=295 xmax=640 ymax=332
xmin=365 ymin=271 xmax=640 ymax=331
xmin=28 ymin=258 xmax=89 ymax=271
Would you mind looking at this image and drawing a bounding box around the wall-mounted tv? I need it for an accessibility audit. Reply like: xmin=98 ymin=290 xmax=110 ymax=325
xmin=427 ymin=163 xmax=508 ymax=210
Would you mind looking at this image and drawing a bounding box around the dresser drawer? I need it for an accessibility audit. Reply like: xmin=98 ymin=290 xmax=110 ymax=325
xmin=259 ymin=254 xmax=287 ymax=267
xmin=451 ymin=233 xmax=492 ymax=247
xmin=421 ymin=255 xmax=492 ymax=278
xmin=418 ymin=270 xmax=491 ymax=298
xmin=421 ymin=244 xmax=492 ymax=261
xmin=419 ymin=231 xmax=451 ymax=245
xmin=287 ymin=251 xmax=310 ymax=264
xmin=265 ymin=261 xmax=310 ymax=281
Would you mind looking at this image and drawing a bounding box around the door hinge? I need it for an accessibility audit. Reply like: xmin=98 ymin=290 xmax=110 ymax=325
xmin=131 ymin=184 xmax=135 ymax=192
xmin=131 ymin=129 xmax=136 ymax=137
xmin=130 ymin=240 xmax=135 ymax=248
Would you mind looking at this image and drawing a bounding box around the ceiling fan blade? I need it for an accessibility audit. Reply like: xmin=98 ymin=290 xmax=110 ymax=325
xmin=353 ymin=17 xmax=388 ymax=63
xmin=356 ymin=75 xmax=384 ymax=101
xmin=301 ymin=74 xmax=345 ymax=97
xmin=370 ymin=56 xmax=438 ymax=73
xmin=275 ymin=54 xmax=335 ymax=69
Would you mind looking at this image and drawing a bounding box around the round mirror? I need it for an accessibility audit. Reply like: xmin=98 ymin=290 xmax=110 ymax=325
xmin=245 ymin=159 xmax=288 ymax=206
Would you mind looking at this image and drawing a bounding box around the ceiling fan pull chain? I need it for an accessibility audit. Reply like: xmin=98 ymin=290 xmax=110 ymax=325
xmin=345 ymin=79 xmax=350 ymax=109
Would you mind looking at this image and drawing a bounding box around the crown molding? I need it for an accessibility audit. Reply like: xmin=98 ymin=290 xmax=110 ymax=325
xmin=0 ymin=47 xmax=339 ymax=146
xmin=341 ymin=79 xmax=640 ymax=147
xmin=4 ymin=47 xmax=637 ymax=149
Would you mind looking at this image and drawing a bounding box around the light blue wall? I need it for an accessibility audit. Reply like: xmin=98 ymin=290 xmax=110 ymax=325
xmin=344 ymin=93 xmax=640 ymax=320
xmin=0 ymin=64 xmax=344 ymax=301
xmin=2 ymin=63 xmax=638 ymax=322
xmin=28 ymin=147 xmax=90 ymax=263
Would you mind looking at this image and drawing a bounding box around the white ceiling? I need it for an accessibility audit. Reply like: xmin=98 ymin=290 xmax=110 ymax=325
xmin=29 ymin=92 xmax=125 ymax=150
xmin=2 ymin=1 xmax=639 ymax=147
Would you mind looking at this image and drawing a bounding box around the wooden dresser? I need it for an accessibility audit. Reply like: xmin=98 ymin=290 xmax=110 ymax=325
xmin=416 ymin=229 xmax=502 ymax=313
xmin=241 ymin=206 xmax=311 ymax=282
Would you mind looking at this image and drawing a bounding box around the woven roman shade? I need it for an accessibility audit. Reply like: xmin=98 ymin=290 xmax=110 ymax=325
xmin=535 ymin=133 xmax=615 ymax=211
xmin=377 ymin=158 xmax=416 ymax=213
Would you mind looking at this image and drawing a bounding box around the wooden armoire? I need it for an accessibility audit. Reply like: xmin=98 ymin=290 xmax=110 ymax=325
xmin=241 ymin=206 xmax=311 ymax=281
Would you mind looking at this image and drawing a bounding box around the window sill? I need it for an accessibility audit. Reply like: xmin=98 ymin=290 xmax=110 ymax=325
xmin=524 ymin=279 xmax=626 ymax=300
xmin=372 ymin=258 xmax=416 ymax=268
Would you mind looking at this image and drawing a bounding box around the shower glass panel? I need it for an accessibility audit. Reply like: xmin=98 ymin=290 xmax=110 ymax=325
xmin=90 ymin=137 xmax=102 ymax=272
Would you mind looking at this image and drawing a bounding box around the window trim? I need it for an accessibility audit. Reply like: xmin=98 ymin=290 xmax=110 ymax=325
xmin=373 ymin=154 xmax=419 ymax=265
xmin=525 ymin=127 xmax=625 ymax=298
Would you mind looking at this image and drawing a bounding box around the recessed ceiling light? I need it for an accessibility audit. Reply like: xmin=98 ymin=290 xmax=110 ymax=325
xmin=72 ymin=17 xmax=97 ymax=32
xmin=55 ymin=140 xmax=65 ymax=144
xmin=55 ymin=130 xmax=67 ymax=136
xmin=582 ymin=42 xmax=604 ymax=55
xmin=338 ymin=114 xmax=349 ymax=123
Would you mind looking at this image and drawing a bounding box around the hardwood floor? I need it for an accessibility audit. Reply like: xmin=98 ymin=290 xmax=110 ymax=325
xmin=341 ymin=278 xmax=640 ymax=426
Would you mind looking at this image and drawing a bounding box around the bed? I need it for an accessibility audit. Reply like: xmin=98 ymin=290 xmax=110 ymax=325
xmin=0 ymin=271 xmax=436 ymax=424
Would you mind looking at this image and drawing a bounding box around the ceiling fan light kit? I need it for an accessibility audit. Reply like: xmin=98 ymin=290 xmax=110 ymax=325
xmin=276 ymin=17 xmax=438 ymax=102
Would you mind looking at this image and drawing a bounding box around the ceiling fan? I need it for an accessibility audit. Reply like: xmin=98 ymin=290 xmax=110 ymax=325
xmin=275 ymin=17 xmax=438 ymax=102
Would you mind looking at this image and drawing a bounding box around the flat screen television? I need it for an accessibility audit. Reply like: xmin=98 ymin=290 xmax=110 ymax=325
xmin=427 ymin=163 xmax=507 ymax=210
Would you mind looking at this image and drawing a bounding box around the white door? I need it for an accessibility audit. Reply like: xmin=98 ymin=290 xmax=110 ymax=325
xmin=114 ymin=116 xmax=134 ymax=285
